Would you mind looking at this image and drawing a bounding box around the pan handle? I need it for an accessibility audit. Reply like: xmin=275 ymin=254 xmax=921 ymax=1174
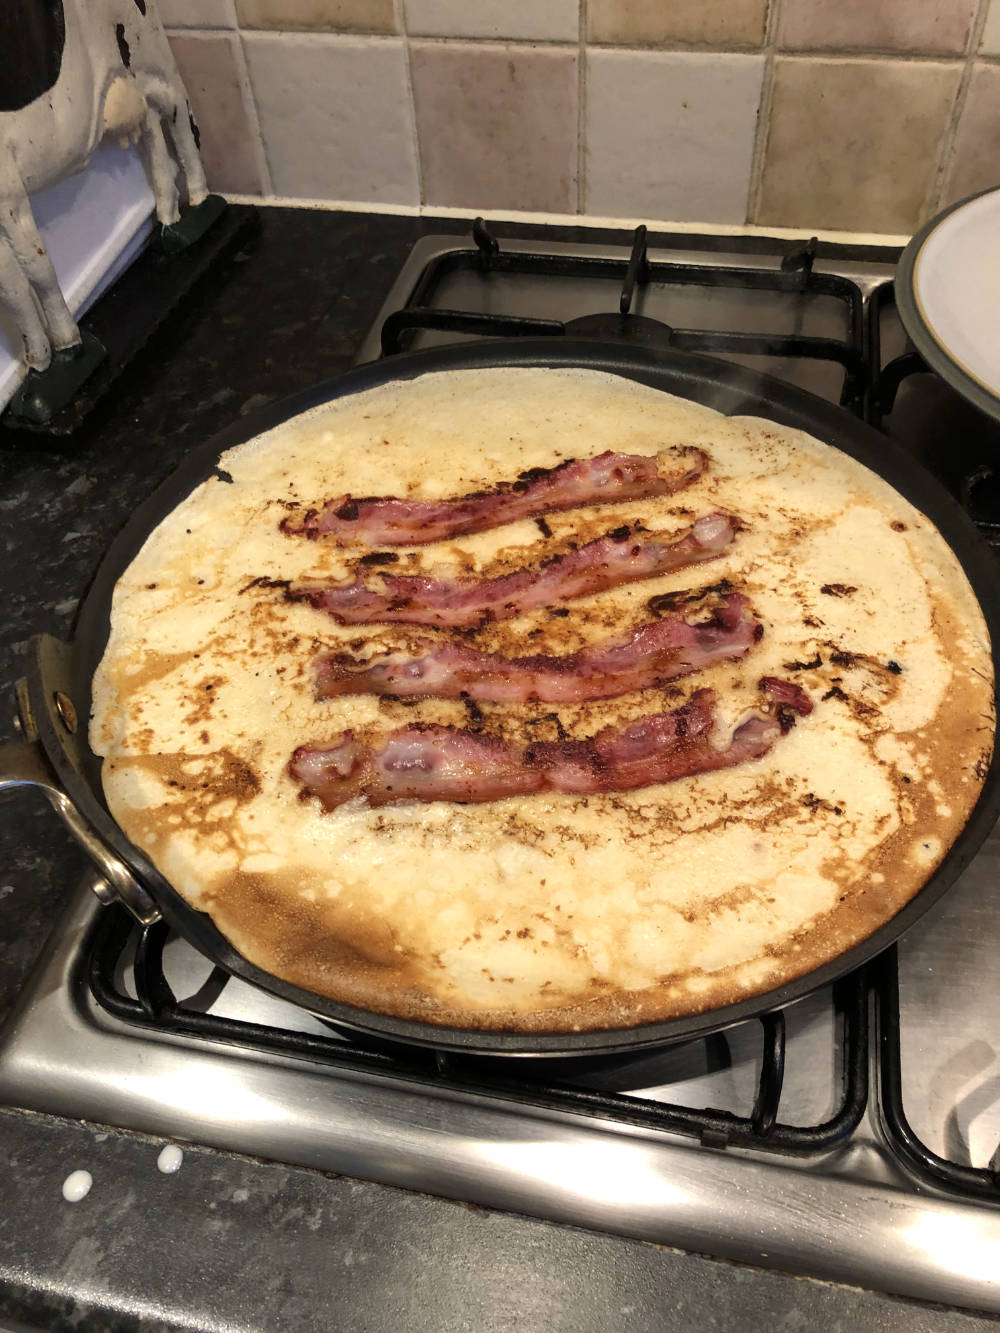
xmin=0 ymin=731 xmax=162 ymax=927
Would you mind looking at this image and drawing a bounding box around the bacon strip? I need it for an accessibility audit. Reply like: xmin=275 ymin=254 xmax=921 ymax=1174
xmin=288 ymin=513 xmax=736 ymax=629
xmin=284 ymin=447 xmax=707 ymax=545
xmin=314 ymin=591 xmax=760 ymax=705
xmin=290 ymin=679 xmax=812 ymax=811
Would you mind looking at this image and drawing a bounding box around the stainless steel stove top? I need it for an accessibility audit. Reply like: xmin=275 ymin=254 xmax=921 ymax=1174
xmin=3 ymin=225 xmax=999 ymax=1314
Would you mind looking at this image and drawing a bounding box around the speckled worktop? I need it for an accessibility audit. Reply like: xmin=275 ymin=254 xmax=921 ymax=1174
xmin=0 ymin=208 xmax=993 ymax=1332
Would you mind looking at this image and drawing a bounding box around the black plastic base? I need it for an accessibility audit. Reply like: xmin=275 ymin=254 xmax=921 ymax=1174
xmin=1 ymin=200 xmax=260 ymax=440
xmin=5 ymin=332 xmax=108 ymax=427
xmin=157 ymin=193 xmax=228 ymax=256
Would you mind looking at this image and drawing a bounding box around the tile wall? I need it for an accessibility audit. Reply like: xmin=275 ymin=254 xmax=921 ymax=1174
xmin=160 ymin=0 xmax=1000 ymax=235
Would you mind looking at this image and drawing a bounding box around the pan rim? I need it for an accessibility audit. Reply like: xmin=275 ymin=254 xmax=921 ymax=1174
xmin=40 ymin=337 xmax=999 ymax=1057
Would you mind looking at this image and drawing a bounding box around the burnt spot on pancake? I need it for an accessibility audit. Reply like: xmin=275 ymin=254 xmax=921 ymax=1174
xmin=851 ymin=698 xmax=882 ymax=723
xmin=646 ymin=578 xmax=734 ymax=617
xmin=829 ymin=648 xmax=856 ymax=668
xmin=776 ymin=706 xmax=798 ymax=733
xmin=178 ymin=676 xmax=228 ymax=728
xmin=783 ymin=653 xmax=823 ymax=671
xmin=802 ymin=792 xmax=845 ymax=817
xmin=212 ymin=750 xmax=261 ymax=801
xmin=535 ymin=517 xmax=553 ymax=539
xmin=460 ymin=693 xmax=485 ymax=729
xmin=358 ymin=551 xmax=400 ymax=566
xmin=523 ymin=712 xmax=569 ymax=742
xmin=820 ymin=583 xmax=857 ymax=597
xmin=239 ymin=576 xmax=290 ymax=595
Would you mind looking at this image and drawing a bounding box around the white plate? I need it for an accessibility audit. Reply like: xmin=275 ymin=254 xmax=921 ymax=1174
xmin=896 ymin=186 xmax=1000 ymax=422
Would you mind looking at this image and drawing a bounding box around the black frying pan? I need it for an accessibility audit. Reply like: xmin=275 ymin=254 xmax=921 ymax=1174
xmin=4 ymin=339 xmax=999 ymax=1057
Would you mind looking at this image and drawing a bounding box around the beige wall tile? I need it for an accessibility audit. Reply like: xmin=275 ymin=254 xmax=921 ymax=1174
xmin=588 ymin=0 xmax=767 ymax=48
xmin=942 ymin=64 xmax=1000 ymax=204
xmin=778 ymin=0 xmax=977 ymax=54
xmin=161 ymin=0 xmax=237 ymax=26
xmin=757 ymin=57 xmax=961 ymax=233
xmin=404 ymin=0 xmax=579 ymax=41
xmin=586 ymin=50 xmax=764 ymax=222
xmin=168 ymin=32 xmax=263 ymax=194
xmin=236 ymin=0 xmax=397 ymax=32
xmin=409 ymin=42 xmax=578 ymax=212
xmin=244 ymin=34 xmax=418 ymax=202
xmin=981 ymin=0 xmax=1000 ymax=53
xmin=159 ymin=0 xmax=236 ymax=27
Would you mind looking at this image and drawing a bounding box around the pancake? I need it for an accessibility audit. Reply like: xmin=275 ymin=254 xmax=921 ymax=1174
xmin=90 ymin=367 xmax=995 ymax=1031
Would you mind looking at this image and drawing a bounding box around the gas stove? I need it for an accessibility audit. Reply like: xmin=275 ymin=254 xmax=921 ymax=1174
xmin=2 ymin=221 xmax=999 ymax=1313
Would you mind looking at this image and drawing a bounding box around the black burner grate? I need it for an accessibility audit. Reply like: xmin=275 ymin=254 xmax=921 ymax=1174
xmin=875 ymin=948 xmax=1000 ymax=1202
xmin=86 ymin=906 xmax=868 ymax=1156
xmin=380 ymin=221 xmax=868 ymax=412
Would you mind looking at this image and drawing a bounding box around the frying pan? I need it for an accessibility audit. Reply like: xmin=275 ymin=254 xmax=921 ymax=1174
xmin=2 ymin=339 xmax=998 ymax=1057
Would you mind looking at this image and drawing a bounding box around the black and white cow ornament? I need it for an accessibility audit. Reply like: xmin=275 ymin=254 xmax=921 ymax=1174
xmin=0 ymin=0 xmax=211 ymax=375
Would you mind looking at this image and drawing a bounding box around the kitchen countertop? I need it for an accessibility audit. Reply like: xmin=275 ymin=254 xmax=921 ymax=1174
xmin=0 ymin=206 xmax=995 ymax=1332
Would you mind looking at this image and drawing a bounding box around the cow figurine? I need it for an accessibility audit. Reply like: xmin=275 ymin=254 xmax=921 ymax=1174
xmin=0 ymin=0 xmax=208 ymax=374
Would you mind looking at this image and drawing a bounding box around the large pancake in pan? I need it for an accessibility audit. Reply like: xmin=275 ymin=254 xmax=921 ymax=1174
xmin=90 ymin=368 xmax=994 ymax=1031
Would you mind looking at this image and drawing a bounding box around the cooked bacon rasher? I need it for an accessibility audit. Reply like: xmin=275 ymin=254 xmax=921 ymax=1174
xmin=314 ymin=591 xmax=760 ymax=705
xmin=290 ymin=678 xmax=813 ymax=811
xmin=288 ymin=512 xmax=737 ymax=629
xmin=283 ymin=446 xmax=707 ymax=545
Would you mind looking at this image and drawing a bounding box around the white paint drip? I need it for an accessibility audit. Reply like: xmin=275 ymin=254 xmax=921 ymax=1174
xmin=61 ymin=1169 xmax=93 ymax=1202
xmin=157 ymin=1144 xmax=183 ymax=1174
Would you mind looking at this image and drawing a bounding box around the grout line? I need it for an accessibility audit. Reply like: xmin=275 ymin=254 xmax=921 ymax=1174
xmin=166 ymin=26 xmax=989 ymax=61
xmin=397 ymin=0 xmax=425 ymax=208
xmin=395 ymin=29 xmax=585 ymax=44
xmin=231 ymin=28 xmax=578 ymax=49
xmin=764 ymin=48 xmax=968 ymax=64
xmin=746 ymin=0 xmax=781 ymax=225
xmin=166 ymin=24 xmax=244 ymax=36
xmin=926 ymin=0 xmax=991 ymax=216
xmin=577 ymin=0 xmax=587 ymax=215
xmin=233 ymin=27 xmax=406 ymax=42
xmin=221 ymin=192 xmax=911 ymax=246
xmin=234 ymin=25 xmax=273 ymax=196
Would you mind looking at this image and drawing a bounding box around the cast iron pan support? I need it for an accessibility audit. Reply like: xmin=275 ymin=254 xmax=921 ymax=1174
xmin=0 ymin=654 xmax=161 ymax=926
